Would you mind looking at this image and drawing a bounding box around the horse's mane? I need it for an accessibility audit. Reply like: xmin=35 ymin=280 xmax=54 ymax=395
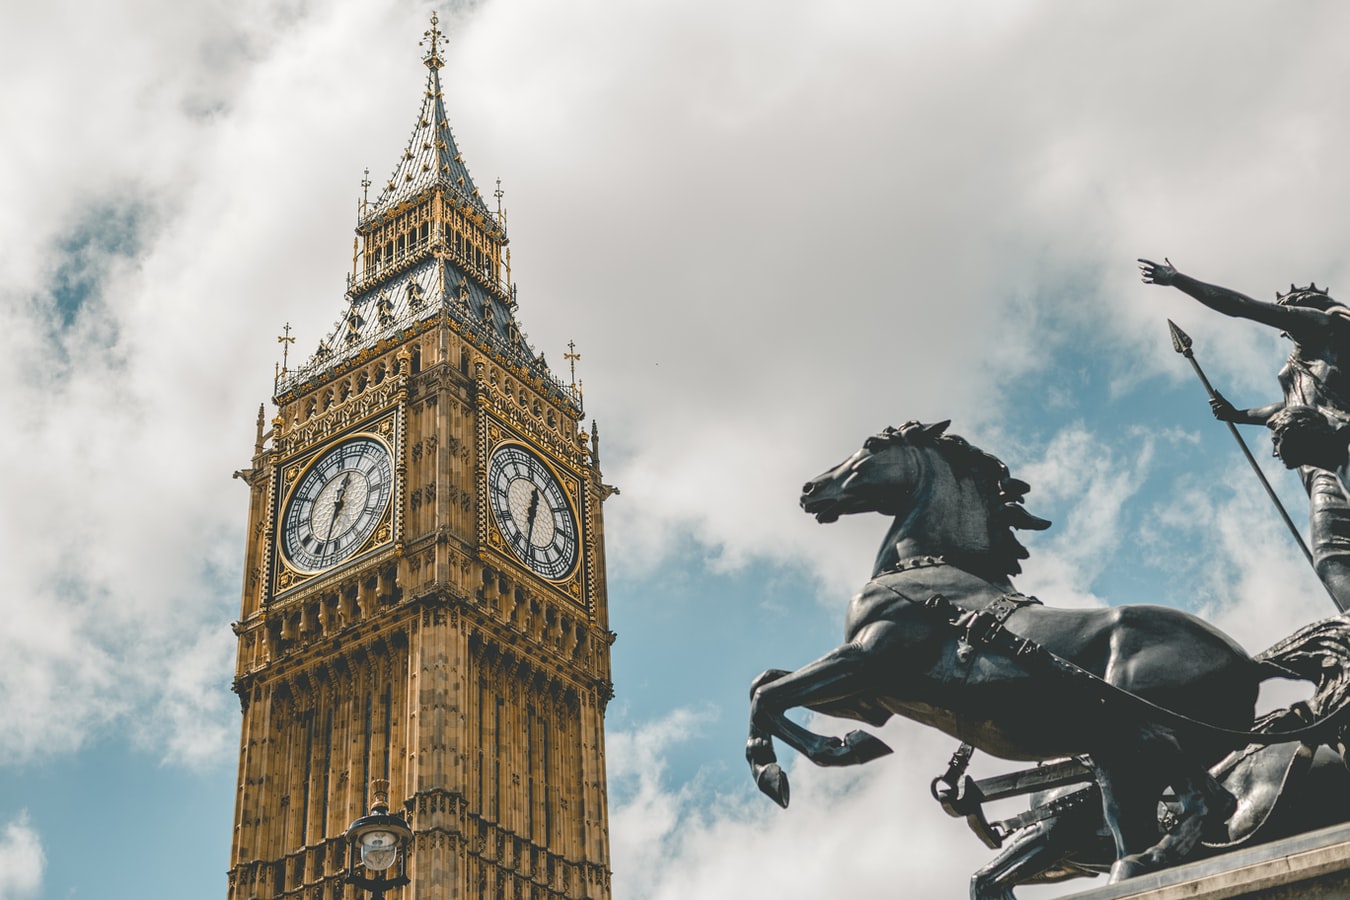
xmin=879 ymin=421 xmax=1051 ymax=576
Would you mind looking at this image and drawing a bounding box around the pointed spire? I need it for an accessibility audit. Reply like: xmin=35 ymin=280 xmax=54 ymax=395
xmin=363 ymin=11 xmax=494 ymax=222
xmin=276 ymin=14 xmax=570 ymax=412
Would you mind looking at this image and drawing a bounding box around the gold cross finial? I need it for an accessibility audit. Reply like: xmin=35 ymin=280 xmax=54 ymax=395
xmin=277 ymin=322 xmax=295 ymax=377
xmin=495 ymin=177 xmax=505 ymax=219
xmin=564 ymin=340 xmax=581 ymax=392
xmin=421 ymin=11 xmax=444 ymax=70
xmin=360 ymin=167 xmax=371 ymax=210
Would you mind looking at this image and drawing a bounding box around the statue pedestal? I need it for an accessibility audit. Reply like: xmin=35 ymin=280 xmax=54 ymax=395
xmin=1066 ymin=822 xmax=1350 ymax=899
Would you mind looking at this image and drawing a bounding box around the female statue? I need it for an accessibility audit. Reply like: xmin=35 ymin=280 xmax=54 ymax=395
xmin=1139 ymin=258 xmax=1350 ymax=608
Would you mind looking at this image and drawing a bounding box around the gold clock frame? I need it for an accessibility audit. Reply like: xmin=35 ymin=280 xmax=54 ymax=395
xmin=272 ymin=411 xmax=401 ymax=596
xmin=479 ymin=415 xmax=588 ymax=607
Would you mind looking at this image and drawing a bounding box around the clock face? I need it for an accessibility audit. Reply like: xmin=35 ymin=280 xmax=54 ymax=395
xmin=488 ymin=444 xmax=579 ymax=580
xmin=281 ymin=436 xmax=394 ymax=573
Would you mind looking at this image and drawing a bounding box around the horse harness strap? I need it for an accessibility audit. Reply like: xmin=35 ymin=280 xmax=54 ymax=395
xmin=946 ymin=592 xmax=1043 ymax=663
xmin=874 ymin=581 xmax=1346 ymax=746
xmin=991 ymin=785 xmax=1099 ymax=843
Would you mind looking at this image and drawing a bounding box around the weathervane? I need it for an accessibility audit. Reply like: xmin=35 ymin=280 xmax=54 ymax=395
xmin=361 ymin=167 xmax=371 ymax=211
xmin=494 ymin=177 xmax=506 ymax=226
xmin=564 ymin=340 xmax=581 ymax=393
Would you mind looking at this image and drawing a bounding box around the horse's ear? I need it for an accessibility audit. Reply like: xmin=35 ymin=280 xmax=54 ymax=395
xmin=923 ymin=420 xmax=951 ymax=438
xmin=1004 ymin=504 xmax=1051 ymax=531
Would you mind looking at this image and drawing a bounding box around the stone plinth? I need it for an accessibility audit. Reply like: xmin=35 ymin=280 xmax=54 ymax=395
xmin=1066 ymin=822 xmax=1350 ymax=899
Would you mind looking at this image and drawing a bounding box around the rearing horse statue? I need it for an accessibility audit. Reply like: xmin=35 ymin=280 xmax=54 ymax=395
xmin=746 ymin=420 xmax=1350 ymax=884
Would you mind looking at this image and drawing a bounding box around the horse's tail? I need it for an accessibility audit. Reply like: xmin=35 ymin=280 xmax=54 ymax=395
xmin=1255 ymin=614 xmax=1350 ymax=741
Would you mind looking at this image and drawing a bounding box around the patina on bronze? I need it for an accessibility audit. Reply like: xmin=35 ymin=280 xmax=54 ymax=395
xmin=745 ymin=421 xmax=1350 ymax=890
xmin=963 ymin=699 xmax=1350 ymax=898
xmin=1141 ymin=257 xmax=1350 ymax=610
xmin=960 ymin=402 xmax=1350 ymax=898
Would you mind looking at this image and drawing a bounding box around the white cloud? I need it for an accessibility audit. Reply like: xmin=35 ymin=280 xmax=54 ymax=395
xmin=1161 ymin=462 xmax=1332 ymax=652
xmin=7 ymin=0 xmax=1350 ymax=892
xmin=458 ymin=0 xmax=1350 ymax=590
xmin=0 ymin=0 xmax=366 ymax=766
xmin=609 ymin=710 xmax=1086 ymax=899
xmin=0 ymin=812 xmax=45 ymax=900
xmin=1014 ymin=423 xmax=1160 ymax=607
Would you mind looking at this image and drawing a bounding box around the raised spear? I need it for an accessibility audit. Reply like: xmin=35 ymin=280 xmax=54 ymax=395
xmin=1167 ymin=319 xmax=1340 ymax=606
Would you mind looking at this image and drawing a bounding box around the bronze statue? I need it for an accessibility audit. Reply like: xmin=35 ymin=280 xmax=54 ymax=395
xmin=1269 ymin=404 xmax=1350 ymax=475
xmin=745 ymin=421 xmax=1350 ymax=887
xmin=1140 ymin=258 xmax=1350 ymax=608
xmin=967 ymin=740 xmax=1350 ymax=899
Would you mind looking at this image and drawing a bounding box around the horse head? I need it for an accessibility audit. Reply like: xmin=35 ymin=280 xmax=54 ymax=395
xmin=801 ymin=421 xmax=950 ymax=523
xmin=800 ymin=420 xmax=1050 ymax=577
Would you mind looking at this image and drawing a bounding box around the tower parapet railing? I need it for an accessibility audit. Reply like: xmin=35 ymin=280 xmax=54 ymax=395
xmin=275 ymin=296 xmax=581 ymax=414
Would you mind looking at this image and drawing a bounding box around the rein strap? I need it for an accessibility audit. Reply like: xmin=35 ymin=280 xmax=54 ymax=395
xmin=901 ymin=588 xmax=1346 ymax=747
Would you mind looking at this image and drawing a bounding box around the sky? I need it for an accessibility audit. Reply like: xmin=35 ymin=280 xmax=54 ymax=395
xmin=4 ymin=1 xmax=1350 ymax=897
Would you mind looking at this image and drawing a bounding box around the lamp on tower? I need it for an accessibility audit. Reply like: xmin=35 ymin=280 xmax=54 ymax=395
xmin=344 ymin=779 xmax=413 ymax=897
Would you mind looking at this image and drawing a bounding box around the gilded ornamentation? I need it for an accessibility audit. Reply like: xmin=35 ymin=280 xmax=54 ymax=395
xmin=479 ymin=380 xmax=582 ymax=468
xmin=276 ymin=379 xmax=401 ymax=456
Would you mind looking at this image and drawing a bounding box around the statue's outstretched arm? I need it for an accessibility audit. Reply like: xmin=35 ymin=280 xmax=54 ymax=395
xmin=1139 ymin=258 xmax=1350 ymax=350
xmin=1138 ymin=258 xmax=1295 ymax=331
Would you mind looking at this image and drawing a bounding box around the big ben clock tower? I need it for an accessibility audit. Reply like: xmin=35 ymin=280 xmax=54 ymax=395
xmin=227 ymin=14 xmax=614 ymax=899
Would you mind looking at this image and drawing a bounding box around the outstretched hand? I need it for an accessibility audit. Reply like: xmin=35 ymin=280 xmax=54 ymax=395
xmin=1139 ymin=257 xmax=1177 ymax=286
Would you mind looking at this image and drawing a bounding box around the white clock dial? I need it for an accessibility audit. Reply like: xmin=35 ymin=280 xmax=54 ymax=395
xmin=282 ymin=436 xmax=394 ymax=572
xmin=488 ymin=444 xmax=579 ymax=580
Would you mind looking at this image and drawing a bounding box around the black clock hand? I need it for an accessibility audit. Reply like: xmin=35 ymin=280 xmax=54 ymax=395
xmin=525 ymin=486 xmax=541 ymax=544
xmin=323 ymin=473 xmax=353 ymax=545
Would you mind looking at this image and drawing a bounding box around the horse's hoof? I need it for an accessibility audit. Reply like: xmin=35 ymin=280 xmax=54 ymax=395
xmin=814 ymin=730 xmax=893 ymax=767
xmin=756 ymin=763 xmax=791 ymax=808
xmin=842 ymin=730 xmax=893 ymax=764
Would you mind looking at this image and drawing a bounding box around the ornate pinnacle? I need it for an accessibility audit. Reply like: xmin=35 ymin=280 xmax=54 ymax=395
xmin=275 ymin=322 xmax=295 ymax=392
xmin=421 ymin=11 xmax=444 ymax=70
xmin=564 ymin=340 xmax=581 ymax=392
xmin=277 ymin=322 xmax=295 ymax=369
